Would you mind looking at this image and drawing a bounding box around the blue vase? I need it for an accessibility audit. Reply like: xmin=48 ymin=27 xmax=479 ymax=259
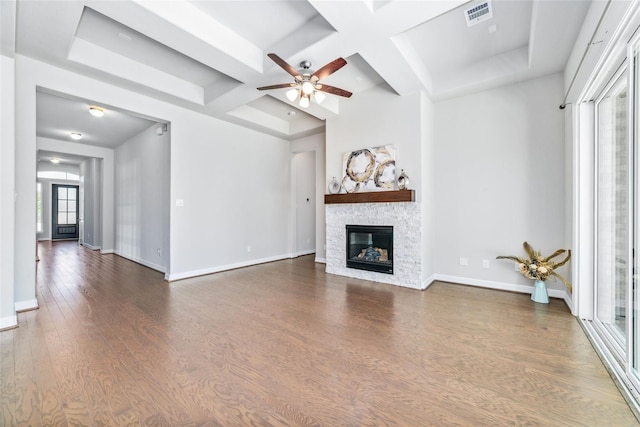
xmin=531 ymin=280 xmax=549 ymax=304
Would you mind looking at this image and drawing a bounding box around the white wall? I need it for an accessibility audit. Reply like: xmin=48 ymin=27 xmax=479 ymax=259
xmin=293 ymin=150 xmax=316 ymax=256
xmin=14 ymin=55 xmax=294 ymax=288
xmin=326 ymin=86 xmax=423 ymax=197
xmin=168 ymin=116 xmax=291 ymax=280
xmin=81 ymin=158 xmax=102 ymax=249
xmin=421 ymin=91 xmax=436 ymax=283
xmin=434 ymin=73 xmax=568 ymax=294
xmin=115 ymin=123 xmax=169 ymax=272
xmin=0 ymin=54 xmax=16 ymax=328
xmin=291 ymin=132 xmax=326 ymax=262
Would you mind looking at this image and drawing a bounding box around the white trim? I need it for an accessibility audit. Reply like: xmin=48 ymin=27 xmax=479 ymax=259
xmin=0 ymin=315 xmax=18 ymax=330
xmin=82 ymin=242 xmax=100 ymax=251
xmin=580 ymin=319 xmax=640 ymax=420
xmin=315 ymin=257 xmax=327 ymax=264
xmin=114 ymin=251 xmax=166 ymax=274
xmin=434 ymin=274 xmax=570 ymax=305
xmin=422 ymin=274 xmax=437 ymax=290
xmin=166 ymin=253 xmax=293 ymax=282
xmin=15 ymin=299 xmax=38 ymax=312
xmin=292 ymin=249 xmax=315 ymax=258
xmin=100 ymin=249 xmax=114 ymax=255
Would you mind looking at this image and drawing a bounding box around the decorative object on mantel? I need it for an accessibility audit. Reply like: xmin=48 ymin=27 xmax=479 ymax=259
xmin=397 ymin=169 xmax=409 ymax=190
xmin=328 ymin=177 xmax=342 ymax=194
xmin=342 ymin=145 xmax=395 ymax=193
xmin=496 ymin=241 xmax=571 ymax=304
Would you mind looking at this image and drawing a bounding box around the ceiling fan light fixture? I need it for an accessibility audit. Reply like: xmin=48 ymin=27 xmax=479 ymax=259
xmin=70 ymin=132 xmax=83 ymax=140
xmin=89 ymin=106 xmax=104 ymax=117
xmin=299 ymin=95 xmax=310 ymax=108
xmin=314 ymin=91 xmax=326 ymax=104
xmin=301 ymin=81 xmax=314 ymax=95
xmin=286 ymin=88 xmax=299 ymax=102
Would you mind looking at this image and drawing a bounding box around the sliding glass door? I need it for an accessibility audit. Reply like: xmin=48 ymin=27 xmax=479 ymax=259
xmin=595 ymin=66 xmax=629 ymax=358
xmin=592 ymin=27 xmax=640 ymax=403
xmin=631 ymin=33 xmax=640 ymax=390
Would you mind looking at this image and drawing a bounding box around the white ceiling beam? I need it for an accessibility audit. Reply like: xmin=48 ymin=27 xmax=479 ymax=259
xmin=69 ymin=38 xmax=205 ymax=105
xmin=309 ymin=0 xmax=425 ymax=96
xmin=90 ymin=1 xmax=263 ymax=84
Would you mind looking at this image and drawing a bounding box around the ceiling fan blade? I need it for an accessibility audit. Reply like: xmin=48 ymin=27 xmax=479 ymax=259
xmin=311 ymin=58 xmax=347 ymax=81
xmin=267 ymin=53 xmax=301 ymax=79
xmin=317 ymin=84 xmax=352 ymax=98
xmin=257 ymin=83 xmax=295 ymax=91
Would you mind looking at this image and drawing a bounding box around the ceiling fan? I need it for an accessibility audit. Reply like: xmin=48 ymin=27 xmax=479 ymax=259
xmin=257 ymin=53 xmax=352 ymax=108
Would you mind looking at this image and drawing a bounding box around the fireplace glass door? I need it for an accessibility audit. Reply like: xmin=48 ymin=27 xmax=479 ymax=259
xmin=346 ymin=225 xmax=393 ymax=274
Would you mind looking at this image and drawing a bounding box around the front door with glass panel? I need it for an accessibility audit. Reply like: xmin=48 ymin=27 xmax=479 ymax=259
xmin=52 ymin=184 xmax=79 ymax=240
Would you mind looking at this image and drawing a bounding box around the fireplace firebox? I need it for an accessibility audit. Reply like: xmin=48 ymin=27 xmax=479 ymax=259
xmin=346 ymin=225 xmax=393 ymax=274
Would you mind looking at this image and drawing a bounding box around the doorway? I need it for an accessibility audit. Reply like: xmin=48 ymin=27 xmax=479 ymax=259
xmin=293 ymin=151 xmax=316 ymax=257
xmin=52 ymin=184 xmax=79 ymax=240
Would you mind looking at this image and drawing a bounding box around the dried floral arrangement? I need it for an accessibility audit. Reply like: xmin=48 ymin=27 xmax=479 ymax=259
xmin=497 ymin=242 xmax=572 ymax=293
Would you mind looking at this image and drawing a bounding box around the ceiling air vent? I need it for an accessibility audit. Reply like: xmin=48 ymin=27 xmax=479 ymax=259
xmin=464 ymin=1 xmax=493 ymax=27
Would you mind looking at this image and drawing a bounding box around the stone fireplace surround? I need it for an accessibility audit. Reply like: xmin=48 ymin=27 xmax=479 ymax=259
xmin=325 ymin=200 xmax=424 ymax=289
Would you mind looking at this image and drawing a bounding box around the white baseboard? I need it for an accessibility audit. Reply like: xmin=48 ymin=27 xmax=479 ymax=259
xmin=15 ymin=299 xmax=39 ymax=312
xmin=433 ymin=274 xmax=571 ymax=307
xmin=166 ymin=253 xmax=292 ymax=282
xmin=100 ymin=249 xmax=114 ymax=254
xmin=422 ymin=274 xmax=437 ymax=290
xmin=292 ymin=249 xmax=315 ymax=258
xmin=82 ymin=242 xmax=100 ymax=250
xmin=0 ymin=315 xmax=18 ymax=331
xmin=315 ymin=257 xmax=327 ymax=264
xmin=114 ymin=251 xmax=166 ymax=273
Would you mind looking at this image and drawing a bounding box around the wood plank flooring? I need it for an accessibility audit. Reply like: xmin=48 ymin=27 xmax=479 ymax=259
xmin=1 ymin=240 xmax=637 ymax=426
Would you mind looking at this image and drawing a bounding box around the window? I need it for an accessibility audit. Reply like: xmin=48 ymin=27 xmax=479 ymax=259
xmin=37 ymin=171 xmax=79 ymax=181
xmin=56 ymin=186 xmax=77 ymax=225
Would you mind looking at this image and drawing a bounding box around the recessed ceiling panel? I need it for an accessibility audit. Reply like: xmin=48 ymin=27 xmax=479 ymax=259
xmin=37 ymin=150 xmax=90 ymax=166
xmin=36 ymin=90 xmax=157 ymax=149
xmin=188 ymin=0 xmax=321 ymax=49
xmin=401 ymin=0 xmax=532 ymax=76
xmin=76 ymin=7 xmax=236 ymax=88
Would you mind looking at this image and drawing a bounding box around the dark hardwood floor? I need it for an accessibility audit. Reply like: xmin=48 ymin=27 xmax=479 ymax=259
xmin=1 ymin=240 xmax=637 ymax=426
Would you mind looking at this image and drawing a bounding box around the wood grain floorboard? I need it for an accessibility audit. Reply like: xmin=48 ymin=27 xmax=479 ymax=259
xmin=0 ymin=240 xmax=637 ymax=426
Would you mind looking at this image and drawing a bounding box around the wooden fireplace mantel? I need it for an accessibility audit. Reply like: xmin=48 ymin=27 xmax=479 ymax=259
xmin=324 ymin=189 xmax=415 ymax=204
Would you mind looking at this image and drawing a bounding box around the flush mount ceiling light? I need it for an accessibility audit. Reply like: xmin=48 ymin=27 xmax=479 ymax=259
xmin=70 ymin=132 xmax=82 ymax=140
xmin=258 ymin=54 xmax=352 ymax=108
xmin=50 ymin=158 xmax=60 ymax=164
xmin=89 ymin=106 xmax=104 ymax=117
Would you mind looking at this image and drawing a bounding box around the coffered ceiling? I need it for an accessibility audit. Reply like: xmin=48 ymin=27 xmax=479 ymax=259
xmin=4 ymin=0 xmax=592 ymax=146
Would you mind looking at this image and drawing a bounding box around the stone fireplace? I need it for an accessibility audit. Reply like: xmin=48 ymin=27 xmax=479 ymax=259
xmin=325 ymin=191 xmax=424 ymax=289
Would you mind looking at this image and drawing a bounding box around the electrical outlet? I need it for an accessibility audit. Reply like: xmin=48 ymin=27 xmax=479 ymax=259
xmin=483 ymin=260 xmax=490 ymax=269
xmin=247 ymin=245 xmax=252 ymax=253
xmin=157 ymin=248 xmax=162 ymax=257
xmin=459 ymin=257 xmax=468 ymax=266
